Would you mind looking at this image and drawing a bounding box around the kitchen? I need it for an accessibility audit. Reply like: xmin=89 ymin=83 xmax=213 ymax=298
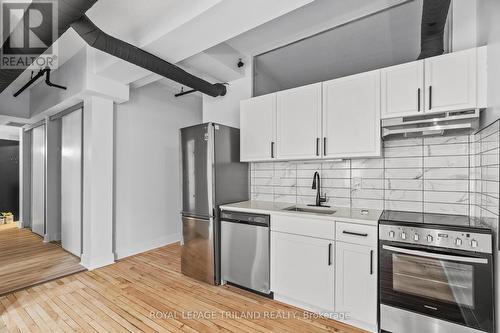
xmin=0 ymin=0 xmax=498 ymax=333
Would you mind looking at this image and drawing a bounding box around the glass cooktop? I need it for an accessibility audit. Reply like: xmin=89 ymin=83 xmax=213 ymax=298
xmin=379 ymin=210 xmax=492 ymax=230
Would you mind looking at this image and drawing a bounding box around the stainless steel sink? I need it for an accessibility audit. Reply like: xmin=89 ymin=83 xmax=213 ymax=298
xmin=282 ymin=205 xmax=337 ymax=215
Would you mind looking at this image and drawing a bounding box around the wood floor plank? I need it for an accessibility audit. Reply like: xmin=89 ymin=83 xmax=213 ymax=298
xmin=0 ymin=241 xmax=367 ymax=333
xmin=0 ymin=224 xmax=86 ymax=296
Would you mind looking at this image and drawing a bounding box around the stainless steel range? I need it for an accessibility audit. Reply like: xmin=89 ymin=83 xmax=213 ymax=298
xmin=378 ymin=210 xmax=494 ymax=333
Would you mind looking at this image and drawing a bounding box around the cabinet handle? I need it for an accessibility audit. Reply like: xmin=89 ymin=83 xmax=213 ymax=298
xmin=342 ymin=230 xmax=368 ymax=237
xmin=370 ymin=250 xmax=374 ymax=275
xmin=271 ymin=142 xmax=275 ymax=158
xmin=316 ymin=138 xmax=320 ymax=156
xmin=323 ymin=137 xmax=327 ymax=156
xmin=328 ymin=243 xmax=332 ymax=266
xmin=417 ymin=88 xmax=421 ymax=111
xmin=429 ymin=86 xmax=432 ymax=110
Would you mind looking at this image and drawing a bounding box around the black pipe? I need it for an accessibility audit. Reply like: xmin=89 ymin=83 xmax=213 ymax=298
xmin=13 ymin=67 xmax=66 ymax=97
xmin=71 ymin=15 xmax=227 ymax=97
xmin=13 ymin=69 xmax=47 ymax=97
xmin=418 ymin=0 xmax=451 ymax=59
xmin=0 ymin=0 xmax=98 ymax=94
xmin=175 ymin=89 xmax=197 ymax=98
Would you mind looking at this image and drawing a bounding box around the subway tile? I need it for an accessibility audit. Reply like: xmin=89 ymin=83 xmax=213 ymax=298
xmin=385 ymin=190 xmax=422 ymax=202
xmin=384 ymin=146 xmax=423 ymax=157
xmin=321 ymin=178 xmax=351 ymax=188
xmin=297 ymin=169 xmax=322 ymax=179
xmin=274 ymin=195 xmax=296 ymax=204
xmin=351 ymin=168 xmax=384 ymax=179
xmin=352 ymin=178 xmax=384 ymax=190
xmin=424 ymin=191 xmax=469 ymax=205
xmin=252 ymin=177 xmax=274 ymax=186
xmin=328 ymin=197 xmax=351 ymax=208
xmin=253 ymin=169 xmax=274 ymax=178
xmin=351 ymin=189 xmax=384 ymax=200
xmin=252 ymin=162 xmax=274 ymax=170
xmin=351 ymin=158 xmax=384 ymax=169
xmin=424 ymin=143 xmax=469 ymax=156
xmin=385 ymin=179 xmax=423 ymax=191
xmin=423 ymin=155 xmax=469 ymax=168
xmin=274 ymin=186 xmax=296 ymax=196
xmin=252 ymin=193 xmax=274 ymax=201
xmin=383 ymin=138 xmax=422 ymax=148
xmin=275 ymin=167 xmax=296 ymax=179
xmin=297 ymin=162 xmax=322 ymax=170
xmin=385 ymin=157 xmax=422 ymax=169
xmin=423 ymin=168 xmax=469 ymax=180
xmin=481 ymin=166 xmax=500 ymax=181
xmin=385 ymin=168 xmax=423 ymax=180
xmin=424 ymin=202 xmax=469 ymax=215
xmin=251 ymin=185 xmax=273 ymax=194
xmin=321 ymin=169 xmax=351 ymax=179
xmin=385 ymin=200 xmax=422 ymax=212
xmin=325 ymin=188 xmax=351 ymax=198
xmin=423 ymin=179 xmax=469 ymax=192
xmin=351 ymin=198 xmax=384 ymax=210
xmin=423 ymin=135 xmax=469 ymax=145
xmin=322 ymin=160 xmax=350 ymax=169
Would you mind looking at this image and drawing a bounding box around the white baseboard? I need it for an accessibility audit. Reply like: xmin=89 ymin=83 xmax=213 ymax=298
xmin=115 ymin=232 xmax=180 ymax=260
xmin=80 ymin=252 xmax=115 ymax=271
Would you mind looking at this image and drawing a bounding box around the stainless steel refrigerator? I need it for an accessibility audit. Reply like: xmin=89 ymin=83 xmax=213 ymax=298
xmin=180 ymin=123 xmax=249 ymax=285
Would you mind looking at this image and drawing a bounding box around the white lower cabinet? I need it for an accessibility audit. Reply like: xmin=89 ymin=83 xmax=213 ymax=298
xmin=271 ymin=231 xmax=334 ymax=312
xmin=335 ymin=241 xmax=378 ymax=332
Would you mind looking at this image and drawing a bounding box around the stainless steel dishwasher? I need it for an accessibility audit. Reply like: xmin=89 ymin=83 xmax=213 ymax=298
xmin=220 ymin=210 xmax=271 ymax=295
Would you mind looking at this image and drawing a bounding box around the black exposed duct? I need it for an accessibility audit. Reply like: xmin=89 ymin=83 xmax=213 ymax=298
xmin=418 ymin=0 xmax=451 ymax=60
xmin=0 ymin=0 xmax=98 ymax=94
xmin=71 ymin=15 xmax=227 ymax=97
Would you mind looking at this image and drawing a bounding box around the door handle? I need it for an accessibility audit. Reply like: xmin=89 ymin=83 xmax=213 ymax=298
xmin=328 ymin=243 xmax=332 ymax=266
xmin=316 ymin=138 xmax=320 ymax=156
xmin=429 ymin=86 xmax=432 ymax=110
xmin=417 ymin=88 xmax=421 ymax=111
xmin=342 ymin=230 xmax=368 ymax=237
xmin=370 ymin=250 xmax=373 ymax=275
xmin=323 ymin=137 xmax=327 ymax=156
xmin=271 ymin=141 xmax=275 ymax=158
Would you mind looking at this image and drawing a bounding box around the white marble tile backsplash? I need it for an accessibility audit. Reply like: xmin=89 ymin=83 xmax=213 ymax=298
xmin=251 ymin=121 xmax=500 ymax=219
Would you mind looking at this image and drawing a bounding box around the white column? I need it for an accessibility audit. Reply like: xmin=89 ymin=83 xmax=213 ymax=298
xmin=80 ymin=96 xmax=115 ymax=270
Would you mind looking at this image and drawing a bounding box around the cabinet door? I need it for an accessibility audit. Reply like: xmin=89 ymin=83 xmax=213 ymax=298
xmin=424 ymin=48 xmax=477 ymax=113
xmin=381 ymin=61 xmax=424 ymax=118
xmin=323 ymin=70 xmax=381 ymax=158
xmin=271 ymin=231 xmax=334 ymax=311
xmin=276 ymin=83 xmax=322 ymax=160
xmin=240 ymin=94 xmax=276 ymax=161
xmin=335 ymin=242 xmax=377 ymax=331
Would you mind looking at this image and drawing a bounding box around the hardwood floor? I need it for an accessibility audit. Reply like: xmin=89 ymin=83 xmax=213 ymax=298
xmin=0 ymin=223 xmax=85 ymax=296
xmin=0 ymin=242 xmax=366 ymax=333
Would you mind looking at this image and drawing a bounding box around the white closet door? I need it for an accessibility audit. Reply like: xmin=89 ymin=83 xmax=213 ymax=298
xmin=31 ymin=125 xmax=45 ymax=237
xmin=61 ymin=109 xmax=82 ymax=257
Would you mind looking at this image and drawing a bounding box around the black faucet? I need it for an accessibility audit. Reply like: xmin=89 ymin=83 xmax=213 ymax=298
xmin=308 ymin=171 xmax=329 ymax=207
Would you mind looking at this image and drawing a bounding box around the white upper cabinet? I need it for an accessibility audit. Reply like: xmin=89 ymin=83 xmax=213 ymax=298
xmin=276 ymin=83 xmax=322 ymax=160
xmin=323 ymin=70 xmax=381 ymax=158
xmin=381 ymin=61 xmax=424 ymax=118
xmin=240 ymin=93 xmax=276 ymax=161
xmin=424 ymin=48 xmax=477 ymax=113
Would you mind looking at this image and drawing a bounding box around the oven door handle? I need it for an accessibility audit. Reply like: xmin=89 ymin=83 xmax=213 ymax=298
xmin=382 ymin=245 xmax=489 ymax=264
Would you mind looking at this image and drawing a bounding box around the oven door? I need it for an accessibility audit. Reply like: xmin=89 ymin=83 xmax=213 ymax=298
xmin=380 ymin=241 xmax=494 ymax=332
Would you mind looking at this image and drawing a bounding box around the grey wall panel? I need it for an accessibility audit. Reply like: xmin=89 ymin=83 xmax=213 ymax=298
xmin=31 ymin=125 xmax=45 ymax=236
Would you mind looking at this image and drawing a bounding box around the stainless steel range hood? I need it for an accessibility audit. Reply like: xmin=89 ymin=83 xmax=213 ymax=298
xmin=381 ymin=109 xmax=480 ymax=138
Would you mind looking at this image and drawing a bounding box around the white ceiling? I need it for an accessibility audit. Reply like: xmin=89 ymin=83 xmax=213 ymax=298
xmin=253 ymin=0 xmax=423 ymax=95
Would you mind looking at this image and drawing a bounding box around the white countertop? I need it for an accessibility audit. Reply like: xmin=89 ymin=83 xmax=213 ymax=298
xmin=220 ymin=200 xmax=382 ymax=225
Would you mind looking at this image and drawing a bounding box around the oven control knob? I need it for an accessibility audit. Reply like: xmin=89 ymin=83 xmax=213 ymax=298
xmin=413 ymin=233 xmax=420 ymax=241
xmin=389 ymin=231 xmax=395 ymax=238
xmin=470 ymin=239 xmax=478 ymax=248
xmin=426 ymin=235 xmax=433 ymax=243
xmin=401 ymin=232 xmax=407 ymax=240
xmin=455 ymin=238 xmax=463 ymax=246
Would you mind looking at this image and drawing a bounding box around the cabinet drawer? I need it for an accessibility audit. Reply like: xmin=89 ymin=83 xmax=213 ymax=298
xmin=336 ymin=222 xmax=377 ymax=246
xmin=272 ymin=214 xmax=334 ymax=240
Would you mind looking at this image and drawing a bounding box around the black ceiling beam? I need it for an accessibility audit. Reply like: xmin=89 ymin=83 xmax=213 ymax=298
xmin=71 ymin=15 xmax=227 ymax=97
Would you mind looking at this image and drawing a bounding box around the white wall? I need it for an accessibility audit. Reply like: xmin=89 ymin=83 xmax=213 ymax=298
xmin=202 ymin=74 xmax=251 ymax=128
xmin=114 ymin=82 xmax=202 ymax=259
xmin=0 ymin=126 xmax=20 ymax=141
